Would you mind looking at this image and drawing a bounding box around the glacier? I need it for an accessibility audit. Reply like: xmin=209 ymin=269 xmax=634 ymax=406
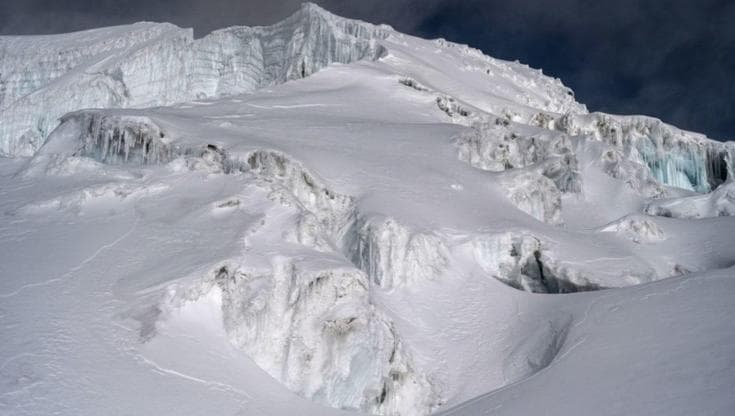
xmin=0 ymin=3 xmax=389 ymax=157
xmin=1 ymin=3 xmax=734 ymax=416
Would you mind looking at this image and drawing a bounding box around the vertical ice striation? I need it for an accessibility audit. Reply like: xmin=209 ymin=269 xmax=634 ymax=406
xmin=555 ymin=113 xmax=733 ymax=193
xmin=70 ymin=111 xmax=175 ymax=164
xmin=0 ymin=3 xmax=390 ymax=157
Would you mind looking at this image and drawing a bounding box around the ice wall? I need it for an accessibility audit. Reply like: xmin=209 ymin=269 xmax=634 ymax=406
xmin=555 ymin=113 xmax=734 ymax=193
xmin=0 ymin=3 xmax=390 ymax=157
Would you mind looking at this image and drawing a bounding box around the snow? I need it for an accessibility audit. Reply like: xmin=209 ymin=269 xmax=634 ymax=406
xmin=1 ymin=3 xmax=734 ymax=416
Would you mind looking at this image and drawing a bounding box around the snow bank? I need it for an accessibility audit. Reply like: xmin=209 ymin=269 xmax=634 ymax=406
xmin=645 ymin=181 xmax=735 ymax=219
xmin=599 ymin=215 xmax=666 ymax=243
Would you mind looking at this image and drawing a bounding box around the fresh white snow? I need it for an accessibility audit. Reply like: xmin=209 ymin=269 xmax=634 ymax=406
xmin=1 ymin=3 xmax=734 ymax=416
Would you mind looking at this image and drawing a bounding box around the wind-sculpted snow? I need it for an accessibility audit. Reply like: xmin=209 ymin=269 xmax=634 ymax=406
xmin=645 ymin=181 xmax=735 ymax=219
xmin=599 ymin=215 xmax=666 ymax=243
xmin=0 ymin=3 xmax=389 ymax=157
xmin=553 ymin=112 xmax=734 ymax=193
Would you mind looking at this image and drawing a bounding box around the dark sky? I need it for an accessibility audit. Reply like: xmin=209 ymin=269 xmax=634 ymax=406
xmin=1 ymin=0 xmax=733 ymax=140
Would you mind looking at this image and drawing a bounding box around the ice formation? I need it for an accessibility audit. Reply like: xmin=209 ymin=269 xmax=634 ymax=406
xmin=245 ymin=149 xmax=356 ymax=252
xmin=71 ymin=112 xmax=175 ymax=164
xmin=471 ymin=232 xmax=598 ymax=293
xmin=343 ymin=216 xmax=450 ymax=289
xmin=0 ymin=3 xmax=389 ymax=157
xmin=454 ymin=120 xmax=582 ymax=194
xmin=188 ymin=260 xmax=441 ymax=416
xmin=501 ymin=171 xmax=563 ymax=225
xmin=553 ymin=113 xmax=734 ymax=193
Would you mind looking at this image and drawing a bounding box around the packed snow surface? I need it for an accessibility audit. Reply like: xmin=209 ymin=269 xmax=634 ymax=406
xmin=1 ymin=3 xmax=734 ymax=416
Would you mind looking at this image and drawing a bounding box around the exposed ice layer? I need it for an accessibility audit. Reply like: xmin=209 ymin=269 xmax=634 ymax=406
xmin=0 ymin=3 xmax=390 ymax=157
xmin=599 ymin=215 xmax=665 ymax=243
xmin=555 ymin=113 xmax=734 ymax=193
xmin=68 ymin=112 xmax=176 ymax=164
xmin=645 ymin=181 xmax=735 ymax=219
xmin=454 ymin=120 xmax=582 ymax=193
xmin=501 ymin=171 xmax=563 ymax=225
xmin=246 ymin=150 xmax=355 ymax=251
xmin=0 ymin=23 xmax=193 ymax=157
xmin=172 ymin=261 xmax=441 ymax=416
xmin=471 ymin=232 xmax=598 ymax=293
xmin=343 ymin=216 xmax=449 ymax=289
xmin=191 ymin=4 xmax=388 ymax=97
xmin=598 ymin=146 xmax=665 ymax=197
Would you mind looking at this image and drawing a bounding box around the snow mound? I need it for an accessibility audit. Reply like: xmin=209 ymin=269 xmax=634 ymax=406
xmin=599 ymin=215 xmax=666 ymax=243
xmin=645 ymin=181 xmax=735 ymax=219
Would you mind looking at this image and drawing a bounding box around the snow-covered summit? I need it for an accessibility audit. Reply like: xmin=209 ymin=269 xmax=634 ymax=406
xmin=0 ymin=2 xmax=587 ymax=157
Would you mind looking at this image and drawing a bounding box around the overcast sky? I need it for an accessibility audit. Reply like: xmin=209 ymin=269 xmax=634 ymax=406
xmin=1 ymin=0 xmax=733 ymax=140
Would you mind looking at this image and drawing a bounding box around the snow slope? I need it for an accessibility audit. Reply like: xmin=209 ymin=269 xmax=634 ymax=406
xmin=1 ymin=3 xmax=734 ymax=416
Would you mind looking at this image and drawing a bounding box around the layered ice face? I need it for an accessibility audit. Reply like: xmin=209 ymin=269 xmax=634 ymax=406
xmin=0 ymin=4 xmax=389 ymax=157
xmin=553 ymin=112 xmax=734 ymax=193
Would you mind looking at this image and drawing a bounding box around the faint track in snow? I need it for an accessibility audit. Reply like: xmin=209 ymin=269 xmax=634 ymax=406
xmin=0 ymin=216 xmax=140 ymax=299
xmin=136 ymin=355 xmax=255 ymax=407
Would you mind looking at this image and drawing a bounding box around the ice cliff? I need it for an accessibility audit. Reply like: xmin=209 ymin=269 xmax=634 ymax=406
xmin=549 ymin=113 xmax=734 ymax=193
xmin=0 ymin=3 xmax=389 ymax=157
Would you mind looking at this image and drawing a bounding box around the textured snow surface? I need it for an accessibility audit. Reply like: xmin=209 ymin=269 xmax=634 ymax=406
xmin=1 ymin=3 xmax=734 ymax=416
